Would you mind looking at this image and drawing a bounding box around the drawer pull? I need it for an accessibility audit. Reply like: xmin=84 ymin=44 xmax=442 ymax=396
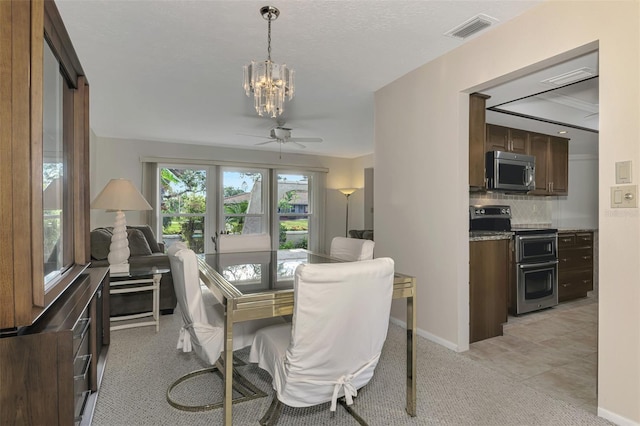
xmin=74 ymin=390 xmax=91 ymax=423
xmin=560 ymin=238 xmax=572 ymax=243
xmin=581 ymin=256 xmax=592 ymax=260
xmin=561 ymin=283 xmax=571 ymax=288
xmin=74 ymin=354 xmax=92 ymax=381
xmin=582 ymin=279 xmax=592 ymax=284
xmin=73 ymin=318 xmax=91 ymax=341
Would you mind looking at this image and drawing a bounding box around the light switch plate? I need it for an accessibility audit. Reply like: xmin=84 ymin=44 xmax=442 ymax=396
xmin=616 ymin=161 xmax=632 ymax=184
xmin=611 ymin=184 xmax=638 ymax=208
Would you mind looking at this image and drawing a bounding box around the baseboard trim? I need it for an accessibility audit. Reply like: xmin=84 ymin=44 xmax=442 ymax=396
xmin=389 ymin=316 xmax=459 ymax=352
xmin=598 ymin=406 xmax=640 ymax=426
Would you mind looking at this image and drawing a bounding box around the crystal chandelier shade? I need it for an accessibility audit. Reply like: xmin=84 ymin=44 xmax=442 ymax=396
xmin=243 ymin=6 xmax=295 ymax=118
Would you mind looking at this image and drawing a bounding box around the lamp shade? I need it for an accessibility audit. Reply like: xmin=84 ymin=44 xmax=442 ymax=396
xmin=338 ymin=188 xmax=357 ymax=196
xmin=91 ymin=178 xmax=152 ymax=211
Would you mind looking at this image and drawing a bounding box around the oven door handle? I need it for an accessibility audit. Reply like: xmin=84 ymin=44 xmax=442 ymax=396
xmin=518 ymin=260 xmax=559 ymax=269
xmin=516 ymin=234 xmax=557 ymax=241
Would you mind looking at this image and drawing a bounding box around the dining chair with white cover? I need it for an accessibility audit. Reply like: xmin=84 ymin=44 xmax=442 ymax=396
xmin=329 ymin=236 xmax=375 ymax=261
xmin=249 ymin=257 xmax=395 ymax=425
xmin=217 ymin=233 xmax=271 ymax=253
xmin=166 ymin=242 xmax=279 ymax=411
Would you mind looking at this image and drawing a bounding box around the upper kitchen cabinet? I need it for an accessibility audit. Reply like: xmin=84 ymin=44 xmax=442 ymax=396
xmin=469 ymin=93 xmax=490 ymax=190
xmin=486 ymin=124 xmax=528 ymax=154
xmin=0 ymin=0 xmax=90 ymax=329
xmin=527 ymin=132 xmax=569 ymax=195
xmin=548 ymin=136 xmax=569 ymax=194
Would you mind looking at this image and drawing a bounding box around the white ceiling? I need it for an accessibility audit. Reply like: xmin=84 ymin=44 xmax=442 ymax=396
xmin=56 ymin=0 xmax=542 ymax=158
xmin=483 ymin=51 xmax=599 ymax=156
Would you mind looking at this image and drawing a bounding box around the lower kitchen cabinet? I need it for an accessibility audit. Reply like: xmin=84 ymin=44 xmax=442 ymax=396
xmin=0 ymin=267 xmax=110 ymax=425
xmin=470 ymin=239 xmax=510 ymax=343
xmin=558 ymin=231 xmax=594 ymax=302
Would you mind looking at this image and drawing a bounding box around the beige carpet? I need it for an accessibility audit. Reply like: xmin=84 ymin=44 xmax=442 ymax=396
xmin=91 ymin=308 xmax=613 ymax=426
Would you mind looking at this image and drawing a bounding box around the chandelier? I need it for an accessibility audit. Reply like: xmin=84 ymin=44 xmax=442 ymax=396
xmin=243 ymin=6 xmax=294 ymax=118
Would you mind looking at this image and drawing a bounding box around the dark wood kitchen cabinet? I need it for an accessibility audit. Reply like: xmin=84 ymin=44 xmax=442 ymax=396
xmin=470 ymin=239 xmax=509 ymax=343
xmin=486 ymin=124 xmax=528 ymax=154
xmin=558 ymin=231 xmax=594 ymax=302
xmin=526 ymin=132 xmax=569 ymax=196
xmin=548 ymin=136 xmax=569 ymax=194
xmin=469 ymin=93 xmax=491 ymax=190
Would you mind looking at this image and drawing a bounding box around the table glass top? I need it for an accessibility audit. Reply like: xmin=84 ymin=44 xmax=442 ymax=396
xmin=111 ymin=266 xmax=171 ymax=279
xmin=199 ymin=249 xmax=341 ymax=295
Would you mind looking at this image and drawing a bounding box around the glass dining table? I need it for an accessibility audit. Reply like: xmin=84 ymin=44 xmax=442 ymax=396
xmin=197 ymin=249 xmax=417 ymax=425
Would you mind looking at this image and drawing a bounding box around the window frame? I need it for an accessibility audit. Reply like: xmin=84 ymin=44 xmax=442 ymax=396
xmin=219 ymin=166 xmax=269 ymax=237
xmin=158 ymin=165 xmax=210 ymax=254
xmin=150 ymin=161 xmax=325 ymax=254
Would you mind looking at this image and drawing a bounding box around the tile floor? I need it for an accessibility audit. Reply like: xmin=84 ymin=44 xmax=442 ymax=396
xmin=464 ymin=295 xmax=598 ymax=413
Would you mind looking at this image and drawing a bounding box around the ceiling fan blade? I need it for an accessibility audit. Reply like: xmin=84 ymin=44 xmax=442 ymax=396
xmin=255 ymin=139 xmax=277 ymax=146
xmin=290 ymin=141 xmax=307 ymax=149
xmin=237 ymin=133 xmax=271 ymax=139
xmin=288 ymin=137 xmax=323 ymax=143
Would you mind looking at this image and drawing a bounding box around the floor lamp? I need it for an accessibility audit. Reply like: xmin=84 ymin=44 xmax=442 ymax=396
xmin=91 ymin=178 xmax=152 ymax=275
xmin=338 ymin=188 xmax=357 ymax=237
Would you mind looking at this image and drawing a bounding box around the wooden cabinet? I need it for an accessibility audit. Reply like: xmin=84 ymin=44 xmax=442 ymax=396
xmin=526 ymin=132 xmax=569 ymax=195
xmin=470 ymin=239 xmax=509 ymax=343
xmin=486 ymin=124 xmax=528 ymax=154
xmin=0 ymin=267 xmax=110 ymax=425
xmin=0 ymin=1 xmax=90 ymax=329
xmin=558 ymin=231 xmax=594 ymax=302
xmin=548 ymin=136 xmax=569 ymax=194
xmin=469 ymin=93 xmax=490 ymax=190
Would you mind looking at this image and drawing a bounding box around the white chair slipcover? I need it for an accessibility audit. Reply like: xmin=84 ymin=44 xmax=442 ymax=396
xmin=217 ymin=233 xmax=271 ymax=253
xmin=167 ymin=242 xmax=275 ymax=411
xmin=249 ymin=257 xmax=394 ymax=415
xmin=329 ymin=236 xmax=375 ymax=261
xmin=168 ymin=242 xmax=282 ymax=358
xmin=168 ymin=242 xmax=224 ymax=365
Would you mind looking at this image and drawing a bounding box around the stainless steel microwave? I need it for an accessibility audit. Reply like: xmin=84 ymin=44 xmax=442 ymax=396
xmin=485 ymin=151 xmax=535 ymax=192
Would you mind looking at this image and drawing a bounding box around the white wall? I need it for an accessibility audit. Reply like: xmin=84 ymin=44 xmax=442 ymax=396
xmin=91 ymin=136 xmax=364 ymax=254
xmin=553 ymin=154 xmax=599 ymax=229
xmin=346 ymin=154 xmax=374 ymax=231
xmin=375 ymin=1 xmax=639 ymax=423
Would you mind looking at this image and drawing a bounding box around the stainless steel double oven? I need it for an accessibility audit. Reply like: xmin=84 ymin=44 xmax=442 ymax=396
xmin=470 ymin=205 xmax=558 ymax=315
xmin=512 ymin=229 xmax=558 ymax=314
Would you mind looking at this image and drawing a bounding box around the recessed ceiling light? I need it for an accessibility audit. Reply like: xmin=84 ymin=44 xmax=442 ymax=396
xmin=558 ymin=130 xmax=568 ymax=135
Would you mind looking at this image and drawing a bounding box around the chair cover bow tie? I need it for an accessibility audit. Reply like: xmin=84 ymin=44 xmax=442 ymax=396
xmin=330 ymin=374 xmax=358 ymax=411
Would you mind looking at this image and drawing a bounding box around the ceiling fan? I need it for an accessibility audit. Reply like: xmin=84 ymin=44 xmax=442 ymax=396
xmin=241 ymin=125 xmax=323 ymax=149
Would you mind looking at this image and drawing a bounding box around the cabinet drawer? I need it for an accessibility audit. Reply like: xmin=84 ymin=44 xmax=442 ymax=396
xmin=558 ymin=233 xmax=576 ymax=248
xmin=576 ymin=232 xmax=593 ymax=246
xmin=73 ymin=352 xmax=92 ymax=424
xmin=559 ymin=247 xmax=593 ymax=270
xmin=72 ymin=307 xmax=91 ymax=358
xmin=558 ymin=269 xmax=593 ymax=302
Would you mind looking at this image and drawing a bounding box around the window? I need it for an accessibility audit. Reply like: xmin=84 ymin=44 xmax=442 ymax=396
xmin=150 ymin=163 xmax=324 ymax=253
xmin=276 ymin=173 xmax=311 ymax=249
xmin=160 ymin=167 xmax=207 ymax=253
xmin=221 ymin=168 xmax=267 ymax=235
xmin=42 ymin=39 xmax=73 ymax=290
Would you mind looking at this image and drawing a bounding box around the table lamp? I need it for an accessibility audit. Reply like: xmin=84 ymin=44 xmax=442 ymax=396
xmin=91 ymin=178 xmax=152 ymax=274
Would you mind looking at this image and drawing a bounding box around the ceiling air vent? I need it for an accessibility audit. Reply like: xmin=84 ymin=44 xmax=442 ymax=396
xmin=444 ymin=14 xmax=498 ymax=40
xmin=541 ymin=67 xmax=597 ymax=86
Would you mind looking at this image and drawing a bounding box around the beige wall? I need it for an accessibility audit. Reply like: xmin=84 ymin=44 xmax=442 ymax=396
xmin=375 ymin=1 xmax=639 ymax=423
xmin=91 ymin=136 xmax=366 ymax=254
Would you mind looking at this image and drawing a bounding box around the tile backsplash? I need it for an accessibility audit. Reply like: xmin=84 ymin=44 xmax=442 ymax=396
xmin=470 ymin=193 xmax=552 ymax=227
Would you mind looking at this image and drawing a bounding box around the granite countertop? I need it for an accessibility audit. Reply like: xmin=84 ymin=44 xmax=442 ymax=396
xmin=558 ymin=228 xmax=598 ymax=233
xmin=469 ymin=231 xmax=513 ymax=242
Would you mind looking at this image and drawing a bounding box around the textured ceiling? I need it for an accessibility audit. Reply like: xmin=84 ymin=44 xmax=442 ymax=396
xmin=56 ymin=0 xmax=541 ymax=158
